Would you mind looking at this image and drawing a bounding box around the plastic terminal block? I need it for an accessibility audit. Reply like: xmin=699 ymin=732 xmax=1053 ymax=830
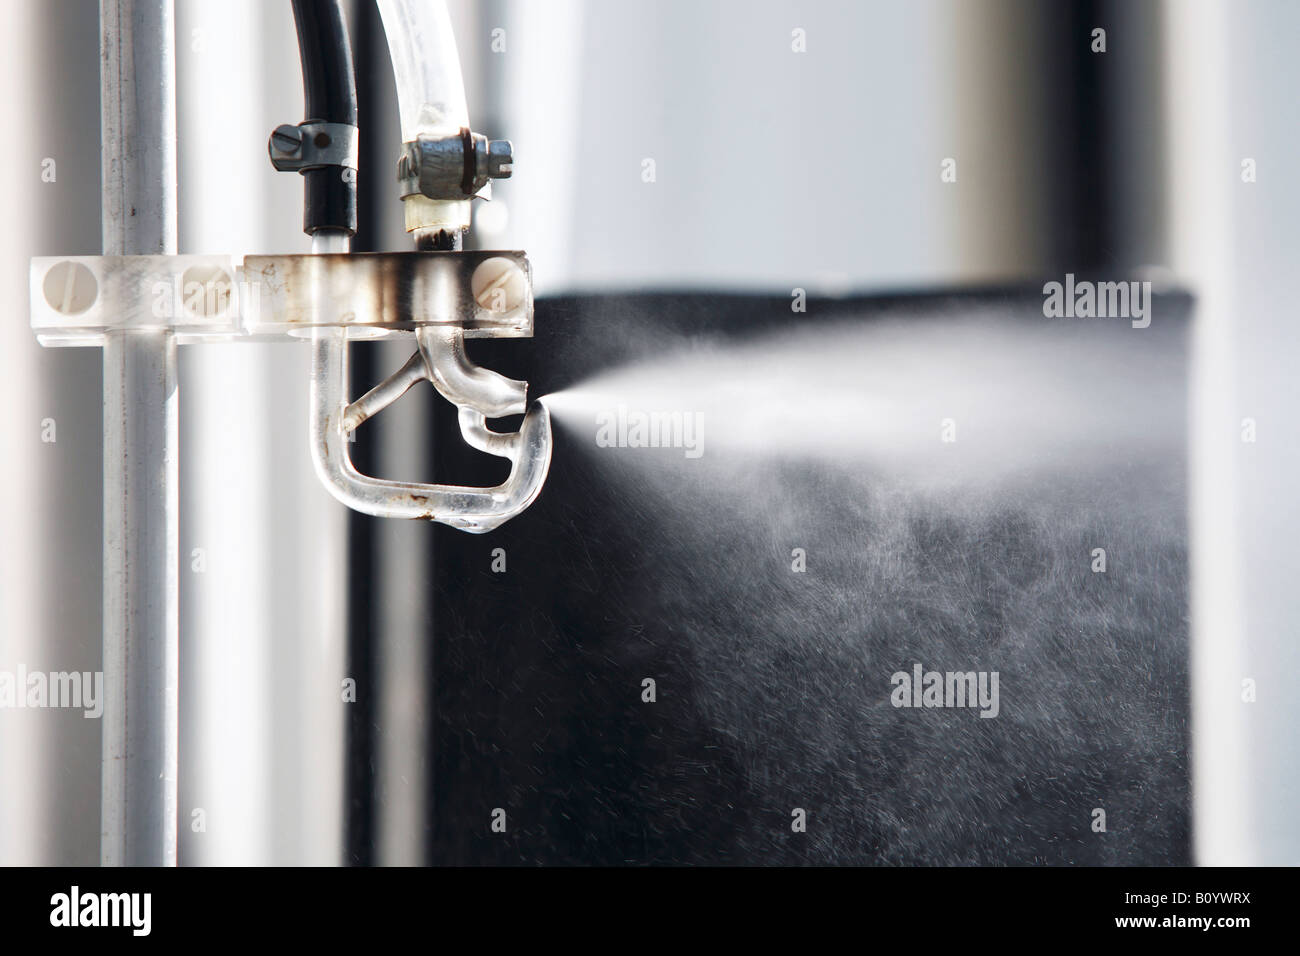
xmin=30 ymin=251 xmax=533 ymax=345
xmin=243 ymin=251 xmax=533 ymax=338
xmin=30 ymin=255 xmax=244 ymax=346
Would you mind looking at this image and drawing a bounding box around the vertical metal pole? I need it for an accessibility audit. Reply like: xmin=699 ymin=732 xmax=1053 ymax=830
xmin=99 ymin=0 xmax=179 ymax=867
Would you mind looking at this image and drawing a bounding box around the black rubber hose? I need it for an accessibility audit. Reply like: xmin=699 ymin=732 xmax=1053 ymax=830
xmin=291 ymin=0 xmax=358 ymax=236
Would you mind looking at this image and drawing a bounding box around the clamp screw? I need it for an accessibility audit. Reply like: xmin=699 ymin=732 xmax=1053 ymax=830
xmin=270 ymin=123 xmax=304 ymax=158
xmin=486 ymin=140 xmax=513 ymax=180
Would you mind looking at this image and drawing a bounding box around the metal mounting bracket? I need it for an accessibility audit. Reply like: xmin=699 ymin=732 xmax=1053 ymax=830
xmin=30 ymin=250 xmax=552 ymax=531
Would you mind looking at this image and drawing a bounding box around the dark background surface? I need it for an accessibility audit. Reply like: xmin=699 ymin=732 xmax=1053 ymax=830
xmin=346 ymin=288 xmax=1191 ymax=865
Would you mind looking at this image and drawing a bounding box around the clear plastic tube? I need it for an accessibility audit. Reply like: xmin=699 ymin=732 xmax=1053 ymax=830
xmin=377 ymin=0 xmax=472 ymax=232
xmin=309 ymin=323 xmax=554 ymax=532
xmin=377 ymin=0 xmax=469 ymax=140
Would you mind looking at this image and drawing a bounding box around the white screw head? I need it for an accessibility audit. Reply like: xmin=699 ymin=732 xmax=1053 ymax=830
xmin=180 ymin=264 xmax=234 ymax=317
xmin=42 ymin=261 xmax=98 ymax=315
xmin=470 ymin=257 xmax=527 ymax=314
